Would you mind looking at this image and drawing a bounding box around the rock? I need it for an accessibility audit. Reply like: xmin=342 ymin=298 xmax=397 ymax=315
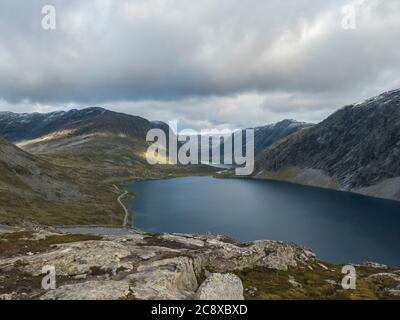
xmin=0 ymin=293 xmax=13 ymax=300
xmin=130 ymin=245 xmax=179 ymax=261
xmin=129 ymin=257 xmax=198 ymax=300
xmin=367 ymin=273 xmax=400 ymax=296
xmin=288 ymin=276 xmax=303 ymax=288
xmin=244 ymin=286 xmax=258 ymax=297
xmin=0 ymin=240 xmax=131 ymax=276
xmin=362 ymin=262 xmax=388 ymax=270
xmin=199 ymin=239 xmax=315 ymax=272
xmin=367 ymin=273 xmax=400 ymax=282
xmin=41 ymin=280 xmax=131 ymax=300
xmin=385 ymin=288 xmax=400 ymax=296
xmin=195 ymin=273 xmax=244 ymax=300
xmin=161 ymin=234 xmax=205 ymax=248
xmin=0 ymin=229 xmax=317 ymax=300
xmin=317 ymin=263 xmax=329 ymax=270
xmin=30 ymin=229 xmax=60 ymax=241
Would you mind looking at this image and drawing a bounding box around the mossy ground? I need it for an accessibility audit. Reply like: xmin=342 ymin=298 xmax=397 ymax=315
xmin=119 ymin=293 xmax=140 ymax=300
xmin=236 ymin=261 xmax=400 ymax=300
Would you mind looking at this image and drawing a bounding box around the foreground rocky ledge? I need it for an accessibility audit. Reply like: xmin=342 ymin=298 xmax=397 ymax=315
xmin=0 ymin=227 xmax=399 ymax=300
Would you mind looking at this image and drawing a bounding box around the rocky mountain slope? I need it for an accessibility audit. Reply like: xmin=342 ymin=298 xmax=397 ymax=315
xmin=254 ymin=89 xmax=400 ymax=201
xmin=203 ymin=119 xmax=312 ymax=164
xmin=0 ymin=107 xmax=160 ymax=143
xmin=252 ymin=120 xmax=314 ymax=155
xmin=0 ymin=138 xmax=80 ymax=201
xmin=1 ymin=226 xmax=398 ymax=300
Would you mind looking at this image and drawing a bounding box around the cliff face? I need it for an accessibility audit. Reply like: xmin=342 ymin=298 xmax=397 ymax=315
xmin=254 ymin=89 xmax=400 ymax=201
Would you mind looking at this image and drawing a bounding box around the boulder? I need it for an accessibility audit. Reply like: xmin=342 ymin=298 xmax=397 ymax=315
xmin=195 ymin=273 xmax=244 ymax=300
xmin=199 ymin=239 xmax=315 ymax=272
xmin=129 ymin=257 xmax=198 ymax=300
xmin=288 ymin=276 xmax=303 ymax=288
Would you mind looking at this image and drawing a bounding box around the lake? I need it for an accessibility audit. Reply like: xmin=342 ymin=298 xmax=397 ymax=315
xmin=127 ymin=176 xmax=400 ymax=265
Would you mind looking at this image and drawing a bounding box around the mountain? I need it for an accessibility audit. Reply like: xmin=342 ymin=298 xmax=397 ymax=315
xmin=0 ymin=108 xmax=213 ymax=225
xmin=0 ymin=107 xmax=159 ymax=143
xmin=254 ymin=89 xmax=400 ymax=201
xmin=0 ymin=107 xmax=184 ymax=176
xmin=252 ymin=120 xmax=314 ymax=155
xmin=204 ymin=119 xmax=312 ymax=164
xmin=0 ymin=138 xmax=80 ymax=200
xmin=0 ymin=138 xmax=92 ymax=224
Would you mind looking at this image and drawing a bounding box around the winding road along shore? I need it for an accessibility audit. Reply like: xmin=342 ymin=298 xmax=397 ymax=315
xmin=118 ymin=191 xmax=129 ymax=228
xmin=113 ymin=184 xmax=130 ymax=228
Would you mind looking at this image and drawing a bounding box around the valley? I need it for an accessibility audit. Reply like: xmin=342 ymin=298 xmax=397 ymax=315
xmin=1 ymin=89 xmax=400 ymax=227
xmin=0 ymin=89 xmax=399 ymax=300
xmin=0 ymin=108 xmax=216 ymax=226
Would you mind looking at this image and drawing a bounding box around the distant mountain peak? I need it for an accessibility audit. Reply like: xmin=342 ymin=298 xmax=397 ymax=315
xmin=352 ymin=88 xmax=400 ymax=109
xmin=0 ymin=106 xmax=158 ymax=143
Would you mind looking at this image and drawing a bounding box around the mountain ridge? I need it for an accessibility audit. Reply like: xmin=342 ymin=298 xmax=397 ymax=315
xmin=0 ymin=107 xmax=166 ymax=143
xmin=254 ymin=89 xmax=400 ymax=201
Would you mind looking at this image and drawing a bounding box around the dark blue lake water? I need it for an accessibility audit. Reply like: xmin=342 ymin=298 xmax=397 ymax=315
xmin=127 ymin=176 xmax=400 ymax=265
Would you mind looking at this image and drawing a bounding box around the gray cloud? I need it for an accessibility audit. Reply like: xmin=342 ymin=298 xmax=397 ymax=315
xmin=0 ymin=0 xmax=399 ymax=128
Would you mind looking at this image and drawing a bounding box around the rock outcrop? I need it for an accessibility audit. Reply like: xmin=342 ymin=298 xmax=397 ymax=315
xmin=41 ymin=280 xmax=132 ymax=300
xmin=2 ymin=227 xmax=399 ymax=300
xmin=0 ymin=229 xmax=315 ymax=300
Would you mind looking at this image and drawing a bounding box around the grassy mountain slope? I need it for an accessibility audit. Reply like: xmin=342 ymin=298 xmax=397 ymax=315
xmin=0 ymin=108 xmax=215 ymax=225
xmin=0 ymin=138 xmax=119 ymax=225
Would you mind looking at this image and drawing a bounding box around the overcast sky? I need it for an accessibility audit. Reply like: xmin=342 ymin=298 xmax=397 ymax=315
xmin=0 ymin=0 xmax=399 ymax=130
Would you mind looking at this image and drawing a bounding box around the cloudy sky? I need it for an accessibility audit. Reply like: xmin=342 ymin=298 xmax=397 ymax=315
xmin=0 ymin=0 xmax=399 ymax=130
